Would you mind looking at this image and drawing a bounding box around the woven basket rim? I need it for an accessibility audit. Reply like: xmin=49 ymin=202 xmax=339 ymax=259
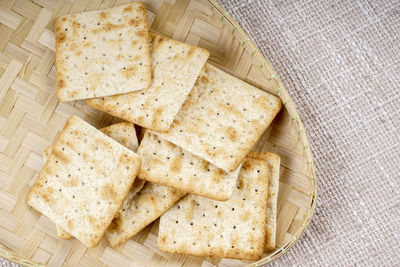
xmin=0 ymin=1 xmax=317 ymax=266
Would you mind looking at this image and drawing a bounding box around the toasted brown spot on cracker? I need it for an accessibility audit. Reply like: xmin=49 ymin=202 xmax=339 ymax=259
xmin=100 ymin=11 xmax=110 ymax=19
xmin=52 ymin=149 xmax=70 ymax=164
xmin=57 ymin=32 xmax=66 ymax=43
xmin=123 ymin=6 xmax=133 ymax=12
xmin=200 ymin=75 xmax=209 ymax=84
xmin=170 ymin=156 xmax=183 ymax=173
xmin=187 ymin=47 xmax=195 ymax=57
xmin=136 ymin=29 xmax=147 ymax=38
xmin=72 ymin=20 xmax=80 ymax=29
xmin=57 ymin=79 xmax=65 ymax=89
xmin=41 ymin=187 xmax=55 ymax=204
xmin=67 ymin=219 xmax=74 ymax=230
xmin=224 ymin=126 xmax=238 ymax=142
xmin=122 ymin=65 xmax=138 ymax=79
xmin=129 ymin=18 xmax=139 ymax=26
xmin=101 ymin=184 xmax=118 ymax=202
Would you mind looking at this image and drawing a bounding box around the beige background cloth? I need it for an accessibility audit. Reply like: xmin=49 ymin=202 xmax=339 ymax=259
xmin=217 ymin=0 xmax=400 ymax=266
xmin=1 ymin=0 xmax=399 ymax=266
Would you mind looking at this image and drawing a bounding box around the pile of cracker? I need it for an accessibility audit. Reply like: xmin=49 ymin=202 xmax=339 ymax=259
xmin=27 ymin=2 xmax=283 ymax=262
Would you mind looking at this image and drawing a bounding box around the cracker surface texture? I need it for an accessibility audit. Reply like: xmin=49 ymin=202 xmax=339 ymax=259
xmin=55 ymin=2 xmax=151 ymax=102
xmin=28 ymin=116 xmax=141 ymax=247
xmin=158 ymin=158 xmax=269 ymax=260
xmin=87 ymin=33 xmax=209 ymax=131
xmin=159 ymin=63 xmax=282 ymax=172
xmin=248 ymin=152 xmax=280 ymax=250
xmin=138 ymin=131 xmax=240 ymax=200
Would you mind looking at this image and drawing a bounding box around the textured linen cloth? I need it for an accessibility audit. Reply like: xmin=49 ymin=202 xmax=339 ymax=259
xmin=1 ymin=1 xmax=399 ymax=266
xmin=217 ymin=0 xmax=400 ymax=266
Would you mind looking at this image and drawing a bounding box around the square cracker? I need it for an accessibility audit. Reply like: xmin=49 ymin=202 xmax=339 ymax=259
xmin=247 ymin=152 xmax=280 ymax=251
xmin=27 ymin=116 xmax=141 ymax=247
xmin=158 ymin=158 xmax=269 ymax=261
xmin=48 ymin=121 xmax=143 ymax=240
xmin=55 ymin=2 xmax=151 ymax=102
xmin=138 ymin=131 xmax=240 ymax=200
xmin=159 ymin=63 xmax=282 ymax=172
xmin=87 ymin=33 xmax=209 ymax=131
xmin=106 ymin=183 xmax=185 ymax=247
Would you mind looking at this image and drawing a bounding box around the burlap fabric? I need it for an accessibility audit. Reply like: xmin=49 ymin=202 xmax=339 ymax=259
xmin=1 ymin=0 xmax=399 ymax=266
xmin=217 ymin=0 xmax=400 ymax=266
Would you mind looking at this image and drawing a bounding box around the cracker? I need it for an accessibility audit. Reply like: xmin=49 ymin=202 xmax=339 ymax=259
xmin=100 ymin=122 xmax=139 ymax=153
xmin=247 ymin=152 xmax=280 ymax=251
xmin=49 ymin=121 xmax=143 ymax=240
xmin=138 ymin=131 xmax=240 ymax=200
xmin=27 ymin=116 xmax=141 ymax=247
xmin=87 ymin=33 xmax=209 ymax=131
xmin=106 ymin=183 xmax=185 ymax=247
xmin=158 ymin=158 xmax=269 ymax=260
xmin=55 ymin=2 xmax=151 ymax=102
xmin=159 ymin=63 xmax=282 ymax=172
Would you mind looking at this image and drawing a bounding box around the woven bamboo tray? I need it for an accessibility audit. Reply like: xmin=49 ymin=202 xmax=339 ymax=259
xmin=0 ymin=0 xmax=317 ymax=266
